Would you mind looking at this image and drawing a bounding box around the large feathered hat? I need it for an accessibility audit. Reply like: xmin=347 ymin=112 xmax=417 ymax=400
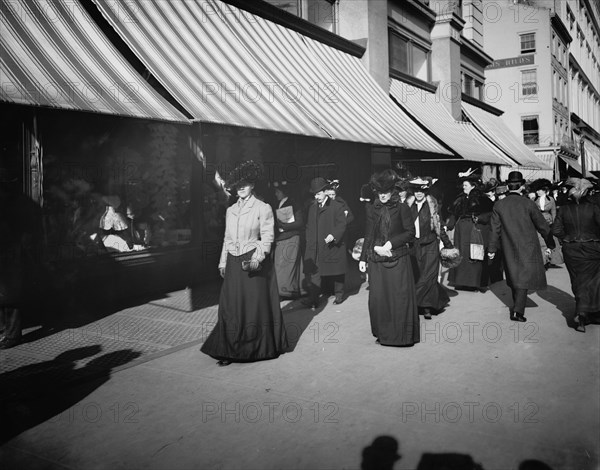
xmin=458 ymin=167 xmax=482 ymax=184
xmin=408 ymin=176 xmax=437 ymax=191
xmin=530 ymin=178 xmax=552 ymax=193
xmin=370 ymin=169 xmax=400 ymax=193
xmin=226 ymin=160 xmax=263 ymax=190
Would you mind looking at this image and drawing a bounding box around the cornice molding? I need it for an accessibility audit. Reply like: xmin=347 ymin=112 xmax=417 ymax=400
xmin=389 ymin=70 xmax=438 ymax=93
xmin=461 ymin=36 xmax=494 ymax=67
xmin=461 ymin=93 xmax=503 ymax=116
xmin=551 ymin=13 xmax=573 ymax=45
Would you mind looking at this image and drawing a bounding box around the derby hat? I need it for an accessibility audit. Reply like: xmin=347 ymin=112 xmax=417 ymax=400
xmin=309 ymin=176 xmax=329 ymax=194
xmin=370 ymin=169 xmax=399 ymax=193
xmin=507 ymin=171 xmax=525 ymax=184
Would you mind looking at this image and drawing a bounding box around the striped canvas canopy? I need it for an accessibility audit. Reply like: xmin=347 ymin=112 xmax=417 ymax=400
xmin=93 ymin=0 xmax=451 ymax=152
xmin=0 ymin=0 xmax=188 ymax=122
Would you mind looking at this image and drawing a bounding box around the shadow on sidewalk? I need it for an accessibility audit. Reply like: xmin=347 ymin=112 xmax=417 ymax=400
xmin=360 ymin=435 xmax=556 ymax=470
xmin=535 ymin=284 xmax=577 ymax=328
xmin=0 ymin=346 xmax=141 ymax=444
xmin=488 ymin=280 xmax=538 ymax=310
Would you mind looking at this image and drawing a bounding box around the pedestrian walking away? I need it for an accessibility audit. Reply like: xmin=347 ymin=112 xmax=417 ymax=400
xmin=552 ymin=177 xmax=600 ymax=332
xmin=200 ymin=161 xmax=289 ymax=366
xmin=488 ymin=171 xmax=555 ymax=322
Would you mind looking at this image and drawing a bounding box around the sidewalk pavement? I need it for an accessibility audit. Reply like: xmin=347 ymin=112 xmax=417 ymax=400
xmin=0 ymin=265 xmax=598 ymax=470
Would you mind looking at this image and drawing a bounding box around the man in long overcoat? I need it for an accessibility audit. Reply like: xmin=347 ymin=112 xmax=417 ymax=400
xmin=488 ymin=171 xmax=555 ymax=322
xmin=303 ymin=177 xmax=347 ymax=308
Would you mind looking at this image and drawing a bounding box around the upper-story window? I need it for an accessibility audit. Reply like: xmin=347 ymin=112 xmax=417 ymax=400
xmin=522 ymin=116 xmax=539 ymax=145
xmin=265 ymin=0 xmax=337 ymax=33
xmin=521 ymin=69 xmax=538 ymax=96
xmin=389 ymin=30 xmax=430 ymax=82
xmin=520 ymin=33 xmax=536 ymax=54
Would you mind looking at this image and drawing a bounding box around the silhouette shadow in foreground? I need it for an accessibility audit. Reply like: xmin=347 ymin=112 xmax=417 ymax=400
xmin=361 ymin=436 xmax=402 ymax=470
xmin=360 ymin=435 xmax=557 ymax=470
xmin=0 ymin=347 xmax=142 ymax=444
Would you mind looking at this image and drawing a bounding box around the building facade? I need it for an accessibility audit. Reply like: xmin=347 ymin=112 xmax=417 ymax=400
xmin=482 ymin=0 xmax=600 ymax=180
xmin=1 ymin=0 xmax=555 ymax=299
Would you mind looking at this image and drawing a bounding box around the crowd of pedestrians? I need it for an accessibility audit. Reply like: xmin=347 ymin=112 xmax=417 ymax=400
xmin=199 ymin=161 xmax=600 ymax=366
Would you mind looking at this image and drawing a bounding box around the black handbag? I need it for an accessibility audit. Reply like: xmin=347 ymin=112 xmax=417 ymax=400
xmin=241 ymin=260 xmax=262 ymax=272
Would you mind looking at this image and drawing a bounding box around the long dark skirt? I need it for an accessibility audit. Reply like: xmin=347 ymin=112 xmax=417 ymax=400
xmin=414 ymin=241 xmax=449 ymax=311
xmin=201 ymin=251 xmax=289 ymax=362
xmin=448 ymin=218 xmax=490 ymax=288
xmin=273 ymin=235 xmax=303 ymax=298
xmin=368 ymin=257 xmax=419 ymax=346
xmin=562 ymin=241 xmax=600 ymax=313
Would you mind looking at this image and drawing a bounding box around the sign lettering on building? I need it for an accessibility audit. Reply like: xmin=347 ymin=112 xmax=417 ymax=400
xmin=486 ymin=54 xmax=534 ymax=70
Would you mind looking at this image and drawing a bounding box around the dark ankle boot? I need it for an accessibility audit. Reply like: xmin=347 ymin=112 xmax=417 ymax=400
xmin=575 ymin=313 xmax=587 ymax=333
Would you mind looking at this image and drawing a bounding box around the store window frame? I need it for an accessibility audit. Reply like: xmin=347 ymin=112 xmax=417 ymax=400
xmin=389 ymin=29 xmax=431 ymax=82
xmin=264 ymin=0 xmax=338 ymax=33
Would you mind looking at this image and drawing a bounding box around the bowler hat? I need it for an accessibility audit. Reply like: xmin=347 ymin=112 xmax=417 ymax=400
xmin=370 ymin=169 xmax=399 ymax=193
xmin=507 ymin=171 xmax=525 ymax=184
xmin=309 ymin=177 xmax=329 ymax=194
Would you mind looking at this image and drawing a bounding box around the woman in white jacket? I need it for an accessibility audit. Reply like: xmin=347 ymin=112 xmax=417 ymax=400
xmin=201 ymin=161 xmax=288 ymax=366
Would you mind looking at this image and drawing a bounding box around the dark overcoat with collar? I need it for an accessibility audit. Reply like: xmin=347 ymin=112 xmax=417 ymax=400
xmin=304 ymin=197 xmax=347 ymax=276
xmin=489 ymin=192 xmax=555 ymax=290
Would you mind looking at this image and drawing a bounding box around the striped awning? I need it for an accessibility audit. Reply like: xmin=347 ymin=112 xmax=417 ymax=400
xmin=93 ymin=0 xmax=450 ymax=152
xmin=389 ymin=80 xmax=510 ymax=164
xmin=457 ymin=121 xmax=518 ymax=166
xmin=0 ymin=0 xmax=188 ymax=122
xmin=559 ymin=154 xmax=583 ymax=175
xmin=584 ymin=139 xmax=600 ymax=176
xmin=462 ymin=102 xmax=550 ymax=169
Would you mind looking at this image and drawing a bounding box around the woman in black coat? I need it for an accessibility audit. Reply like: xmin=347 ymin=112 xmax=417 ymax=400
xmin=447 ymin=175 xmax=494 ymax=290
xmin=359 ymin=170 xmax=418 ymax=346
xmin=552 ymin=178 xmax=600 ymax=332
